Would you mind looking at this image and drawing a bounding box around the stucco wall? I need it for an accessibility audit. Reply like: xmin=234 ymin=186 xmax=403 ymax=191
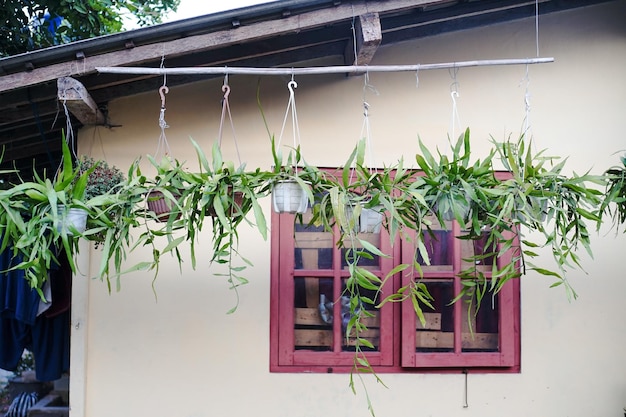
xmin=76 ymin=2 xmax=626 ymax=416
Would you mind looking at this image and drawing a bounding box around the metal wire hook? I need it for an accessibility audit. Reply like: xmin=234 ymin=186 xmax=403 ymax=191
xmin=222 ymin=84 xmax=231 ymax=100
xmin=288 ymin=80 xmax=298 ymax=95
xmin=159 ymin=85 xmax=169 ymax=109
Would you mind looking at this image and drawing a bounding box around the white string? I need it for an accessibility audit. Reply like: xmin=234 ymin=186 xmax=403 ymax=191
xmin=217 ymin=78 xmax=242 ymax=166
xmin=535 ymin=0 xmax=540 ymax=57
xmin=361 ymin=102 xmax=372 ymax=167
xmin=415 ymin=65 xmax=420 ymax=89
xmin=361 ymin=72 xmax=378 ymax=171
xmin=520 ymin=64 xmax=532 ymax=139
xmin=278 ymin=78 xmax=302 ymax=170
xmin=351 ymin=14 xmax=358 ymax=65
xmin=449 ymin=67 xmax=461 ymax=138
xmin=62 ymin=99 xmax=77 ymax=160
xmin=155 ymin=58 xmax=172 ymax=159
xmin=160 ymin=54 xmax=167 ymax=89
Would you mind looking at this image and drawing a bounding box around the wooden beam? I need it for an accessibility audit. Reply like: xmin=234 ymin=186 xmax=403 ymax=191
xmin=344 ymin=12 xmax=382 ymax=67
xmin=0 ymin=0 xmax=438 ymax=93
xmin=57 ymin=77 xmax=105 ymax=125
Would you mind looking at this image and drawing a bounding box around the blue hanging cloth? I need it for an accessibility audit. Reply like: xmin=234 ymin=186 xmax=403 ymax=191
xmin=0 ymin=244 xmax=70 ymax=381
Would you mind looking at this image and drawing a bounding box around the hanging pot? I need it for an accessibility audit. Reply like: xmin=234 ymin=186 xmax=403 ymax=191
xmin=56 ymin=205 xmax=88 ymax=235
xmin=272 ymin=180 xmax=308 ymax=214
xmin=147 ymin=190 xmax=181 ymax=223
xmin=435 ymin=193 xmax=470 ymax=222
xmin=344 ymin=203 xmax=384 ymax=234
xmin=359 ymin=206 xmax=384 ymax=233
xmin=206 ymin=189 xmax=245 ymax=218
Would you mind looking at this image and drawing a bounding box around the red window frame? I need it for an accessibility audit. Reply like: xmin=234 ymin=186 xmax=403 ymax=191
xmin=270 ymin=173 xmax=520 ymax=373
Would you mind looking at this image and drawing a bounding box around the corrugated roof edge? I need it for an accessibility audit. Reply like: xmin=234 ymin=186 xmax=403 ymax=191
xmin=0 ymin=0 xmax=337 ymax=74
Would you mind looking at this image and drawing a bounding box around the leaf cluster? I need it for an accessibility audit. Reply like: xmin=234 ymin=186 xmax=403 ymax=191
xmin=0 ymin=0 xmax=180 ymax=57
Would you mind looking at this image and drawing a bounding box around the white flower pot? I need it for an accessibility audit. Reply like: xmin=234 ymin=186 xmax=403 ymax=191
xmin=57 ymin=205 xmax=88 ymax=235
xmin=272 ymin=180 xmax=308 ymax=214
xmin=359 ymin=206 xmax=383 ymax=233
xmin=345 ymin=204 xmax=384 ymax=233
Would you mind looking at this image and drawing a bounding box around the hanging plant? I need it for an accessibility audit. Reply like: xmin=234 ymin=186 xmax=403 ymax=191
xmin=269 ymin=137 xmax=317 ymax=214
xmin=264 ymin=80 xmax=316 ymax=214
xmin=0 ymin=135 xmax=95 ymax=294
xmin=601 ymin=153 xmax=626 ymax=231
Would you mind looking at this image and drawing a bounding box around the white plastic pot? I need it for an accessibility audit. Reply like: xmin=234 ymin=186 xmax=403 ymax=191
xmin=272 ymin=180 xmax=309 ymax=214
xmin=359 ymin=206 xmax=383 ymax=233
xmin=57 ymin=205 xmax=88 ymax=235
xmin=345 ymin=204 xmax=384 ymax=234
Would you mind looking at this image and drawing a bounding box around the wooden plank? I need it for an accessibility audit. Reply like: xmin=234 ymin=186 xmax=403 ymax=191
xmin=345 ymin=12 xmax=382 ymax=67
xmin=295 ymin=231 xmax=382 ymax=250
xmin=420 ymin=265 xmax=454 ymax=272
xmin=415 ymin=331 xmax=498 ymax=350
xmin=295 ymin=329 xmax=332 ymax=347
xmin=57 ymin=77 xmax=105 ymax=125
xmin=416 ymin=312 xmax=441 ymax=330
xmin=294 ymin=329 xmax=380 ymax=347
xmin=295 ymin=307 xmax=328 ymax=325
xmin=295 ymin=232 xmax=333 ymax=249
xmin=0 ymin=0 xmax=439 ymax=93
xmin=304 ymin=278 xmax=320 ymax=308
xmin=295 ymin=307 xmax=380 ymax=327
xmin=301 ymin=249 xmax=320 ymax=308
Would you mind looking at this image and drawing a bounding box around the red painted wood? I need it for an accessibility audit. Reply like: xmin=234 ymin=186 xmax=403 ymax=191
xmin=271 ymin=170 xmax=521 ymax=373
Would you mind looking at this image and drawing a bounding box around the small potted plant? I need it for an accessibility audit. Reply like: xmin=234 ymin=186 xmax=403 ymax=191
xmin=269 ymin=137 xmax=317 ymax=214
xmin=144 ymin=155 xmax=187 ymax=223
xmin=415 ymin=129 xmax=497 ymax=225
xmin=75 ymin=155 xmax=125 ymax=241
xmin=1 ymin=136 xmax=93 ymax=292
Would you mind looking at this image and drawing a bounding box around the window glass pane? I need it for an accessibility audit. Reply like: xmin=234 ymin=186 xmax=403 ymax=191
xmin=341 ymin=279 xmax=381 ymax=352
xmin=294 ymin=211 xmax=333 ymax=270
xmin=460 ymin=229 xmax=496 ymax=272
xmin=294 ymin=277 xmax=333 ymax=351
xmin=461 ymin=289 xmax=499 ymax=352
xmin=415 ymin=280 xmax=454 ymax=352
xmin=418 ymin=220 xmax=453 ymax=271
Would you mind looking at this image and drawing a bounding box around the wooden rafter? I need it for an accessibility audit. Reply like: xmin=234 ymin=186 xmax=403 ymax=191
xmin=57 ymin=77 xmax=105 ymax=126
xmin=344 ymin=12 xmax=382 ymax=67
xmin=0 ymin=0 xmax=439 ymax=94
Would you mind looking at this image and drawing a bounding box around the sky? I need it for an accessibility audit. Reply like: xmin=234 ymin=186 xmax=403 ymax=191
xmin=164 ymin=0 xmax=278 ymax=22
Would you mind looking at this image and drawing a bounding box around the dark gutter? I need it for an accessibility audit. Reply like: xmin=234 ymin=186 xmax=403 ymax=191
xmin=0 ymin=0 xmax=339 ymax=74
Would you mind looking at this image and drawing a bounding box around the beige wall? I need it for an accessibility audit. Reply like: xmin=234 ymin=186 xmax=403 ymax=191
xmin=75 ymin=2 xmax=626 ymax=416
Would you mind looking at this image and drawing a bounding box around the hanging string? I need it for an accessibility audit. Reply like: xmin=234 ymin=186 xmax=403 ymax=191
xmin=415 ymin=64 xmax=420 ymax=89
xmin=351 ymin=14 xmax=358 ymax=65
xmin=278 ymin=76 xmax=302 ymax=172
xmin=361 ymin=72 xmax=378 ymax=172
xmin=160 ymin=54 xmax=167 ymax=89
xmin=535 ymin=0 xmax=540 ymax=57
xmin=361 ymin=101 xmax=373 ymax=171
xmin=62 ymin=99 xmax=77 ymax=160
xmin=449 ymin=66 xmax=461 ymax=138
xmin=155 ymin=84 xmax=171 ymax=158
xmin=87 ymin=126 xmax=107 ymax=160
xmin=520 ymin=64 xmax=532 ymax=139
xmin=217 ymin=75 xmax=243 ymax=166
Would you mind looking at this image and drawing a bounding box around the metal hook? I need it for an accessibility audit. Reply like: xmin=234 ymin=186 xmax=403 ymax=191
xmin=222 ymin=84 xmax=231 ymax=100
xmin=288 ymin=80 xmax=298 ymax=95
xmin=159 ymin=85 xmax=169 ymax=109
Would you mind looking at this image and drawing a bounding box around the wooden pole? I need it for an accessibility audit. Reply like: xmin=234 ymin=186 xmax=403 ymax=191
xmin=96 ymin=57 xmax=554 ymax=77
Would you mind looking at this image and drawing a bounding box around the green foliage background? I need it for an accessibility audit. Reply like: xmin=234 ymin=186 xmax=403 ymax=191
xmin=0 ymin=0 xmax=180 ymax=57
